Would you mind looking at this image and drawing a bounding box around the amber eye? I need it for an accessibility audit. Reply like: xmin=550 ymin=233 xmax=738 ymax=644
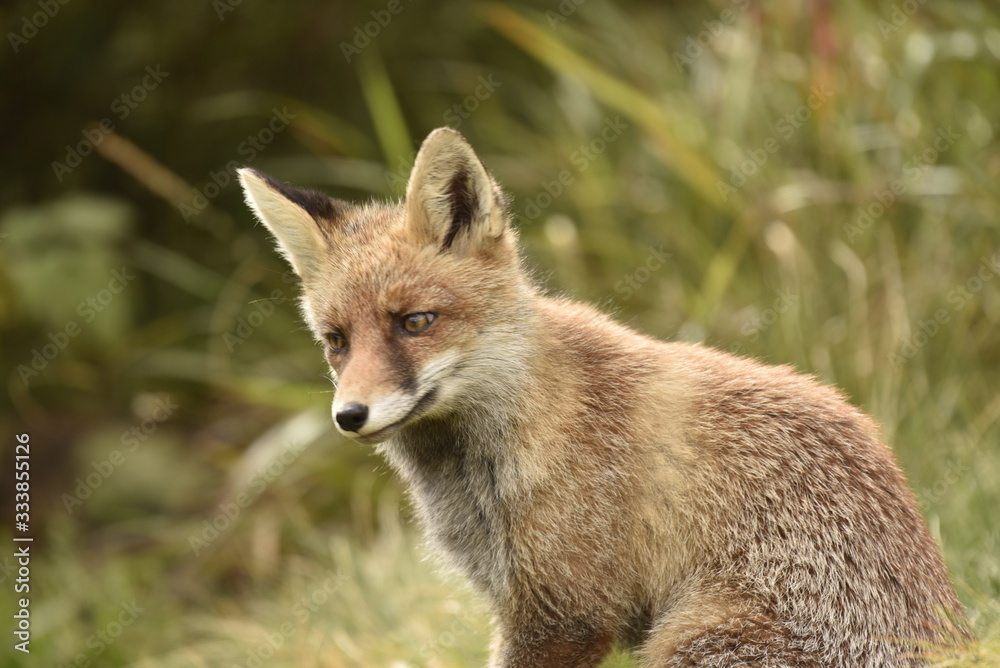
xmin=402 ymin=312 xmax=436 ymax=334
xmin=324 ymin=331 xmax=347 ymax=352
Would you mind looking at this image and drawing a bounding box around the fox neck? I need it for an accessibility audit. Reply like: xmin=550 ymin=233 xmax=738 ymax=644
xmin=383 ymin=357 xmax=530 ymax=596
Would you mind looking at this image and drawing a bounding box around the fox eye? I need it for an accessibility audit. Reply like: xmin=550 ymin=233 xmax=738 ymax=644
xmin=324 ymin=331 xmax=347 ymax=352
xmin=402 ymin=312 xmax=436 ymax=334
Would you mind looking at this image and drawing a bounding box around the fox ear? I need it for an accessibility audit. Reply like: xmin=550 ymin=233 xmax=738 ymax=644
xmin=404 ymin=128 xmax=505 ymax=252
xmin=238 ymin=168 xmax=345 ymax=278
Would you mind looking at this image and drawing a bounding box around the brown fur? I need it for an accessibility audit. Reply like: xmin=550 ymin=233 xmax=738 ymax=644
xmin=239 ymin=128 xmax=969 ymax=666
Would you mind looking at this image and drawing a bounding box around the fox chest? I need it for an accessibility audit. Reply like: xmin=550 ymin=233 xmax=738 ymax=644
xmin=387 ymin=434 xmax=514 ymax=596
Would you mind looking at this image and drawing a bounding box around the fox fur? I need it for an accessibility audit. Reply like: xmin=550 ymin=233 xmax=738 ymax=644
xmin=239 ymin=127 xmax=968 ymax=666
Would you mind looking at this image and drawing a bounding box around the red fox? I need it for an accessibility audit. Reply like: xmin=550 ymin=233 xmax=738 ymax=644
xmin=239 ymin=128 xmax=968 ymax=666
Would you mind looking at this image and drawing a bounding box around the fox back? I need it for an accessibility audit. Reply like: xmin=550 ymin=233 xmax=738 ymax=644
xmin=239 ymin=128 xmax=967 ymax=667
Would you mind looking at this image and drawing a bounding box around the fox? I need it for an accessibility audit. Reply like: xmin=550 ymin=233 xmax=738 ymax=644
xmin=238 ymin=127 xmax=969 ymax=667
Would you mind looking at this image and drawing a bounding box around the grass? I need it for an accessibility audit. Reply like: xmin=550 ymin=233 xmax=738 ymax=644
xmin=1 ymin=0 xmax=998 ymax=665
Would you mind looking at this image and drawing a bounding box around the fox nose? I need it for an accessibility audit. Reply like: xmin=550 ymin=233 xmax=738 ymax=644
xmin=336 ymin=403 xmax=369 ymax=432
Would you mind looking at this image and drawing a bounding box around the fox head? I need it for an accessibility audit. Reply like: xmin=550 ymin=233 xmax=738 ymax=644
xmin=239 ymin=128 xmax=532 ymax=444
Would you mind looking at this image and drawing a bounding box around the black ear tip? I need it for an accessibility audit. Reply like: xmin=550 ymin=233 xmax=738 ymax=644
xmin=246 ymin=170 xmax=344 ymax=222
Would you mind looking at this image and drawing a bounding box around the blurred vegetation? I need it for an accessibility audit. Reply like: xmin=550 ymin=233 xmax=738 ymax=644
xmin=1 ymin=0 xmax=999 ymax=665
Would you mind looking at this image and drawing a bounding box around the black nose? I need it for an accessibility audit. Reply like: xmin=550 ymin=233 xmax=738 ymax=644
xmin=336 ymin=403 xmax=368 ymax=432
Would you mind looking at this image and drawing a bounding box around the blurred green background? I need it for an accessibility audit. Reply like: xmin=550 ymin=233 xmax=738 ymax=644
xmin=1 ymin=0 xmax=998 ymax=665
